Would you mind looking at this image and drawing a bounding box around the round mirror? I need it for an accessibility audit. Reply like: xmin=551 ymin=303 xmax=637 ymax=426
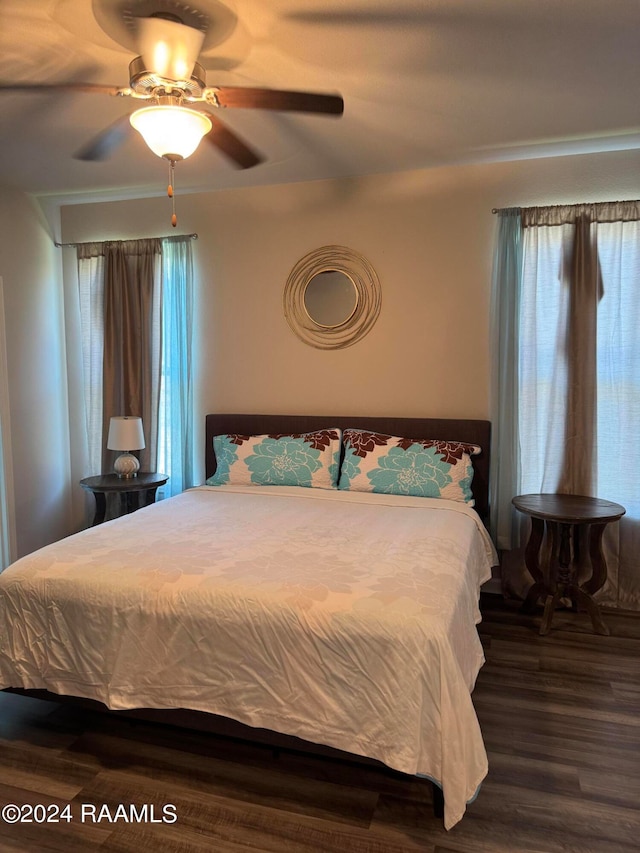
xmin=284 ymin=246 xmax=382 ymax=350
xmin=303 ymin=270 xmax=358 ymax=328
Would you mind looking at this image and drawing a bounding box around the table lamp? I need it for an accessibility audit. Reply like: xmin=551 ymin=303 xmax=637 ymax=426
xmin=107 ymin=416 xmax=145 ymax=478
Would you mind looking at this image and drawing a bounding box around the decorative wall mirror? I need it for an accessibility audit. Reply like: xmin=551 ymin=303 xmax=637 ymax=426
xmin=284 ymin=245 xmax=382 ymax=349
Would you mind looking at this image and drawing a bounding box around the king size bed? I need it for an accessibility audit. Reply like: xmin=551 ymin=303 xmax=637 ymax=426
xmin=0 ymin=413 xmax=497 ymax=829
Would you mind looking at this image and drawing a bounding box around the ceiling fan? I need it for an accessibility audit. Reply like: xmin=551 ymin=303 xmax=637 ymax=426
xmin=0 ymin=12 xmax=344 ymax=221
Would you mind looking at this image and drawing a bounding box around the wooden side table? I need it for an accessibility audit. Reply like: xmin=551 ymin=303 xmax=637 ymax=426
xmin=512 ymin=493 xmax=625 ymax=636
xmin=80 ymin=472 xmax=169 ymax=526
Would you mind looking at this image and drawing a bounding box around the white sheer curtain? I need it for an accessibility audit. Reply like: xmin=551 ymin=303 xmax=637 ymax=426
xmin=518 ymin=222 xmax=576 ymax=494
xmin=492 ymin=202 xmax=640 ymax=610
xmin=593 ymin=218 xmax=640 ymax=608
xmin=0 ymin=276 xmax=16 ymax=571
xmin=77 ymin=250 xmax=105 ymax=475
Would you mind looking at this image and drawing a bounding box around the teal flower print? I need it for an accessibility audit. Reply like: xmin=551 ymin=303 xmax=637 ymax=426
xmin=367 ymin=445 xmax=452 ymax=497
xmin=207 ymin=435 xmax=239 ymax=485
xmin=338 ymin=446 xmax=363 ymax=489
xmin=247 ymin=437 xmax=321 ymax=486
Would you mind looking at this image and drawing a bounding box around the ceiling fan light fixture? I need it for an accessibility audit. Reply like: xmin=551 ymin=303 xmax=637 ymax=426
xmin=137 ymin=16 xmax=205 ymax=82
xmin=130 ymin=104 xmax=212 ymax=160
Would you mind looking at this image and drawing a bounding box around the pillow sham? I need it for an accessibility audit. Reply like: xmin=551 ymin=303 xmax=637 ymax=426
xmin=338 ymin=429 xmax=480 ymax=504
xmin=206 ymin=429 xmax=342 ymax=489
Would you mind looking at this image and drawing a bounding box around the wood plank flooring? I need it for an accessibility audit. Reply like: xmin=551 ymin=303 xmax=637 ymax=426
xmin=1 ymin=593 xmax=639 ymax=852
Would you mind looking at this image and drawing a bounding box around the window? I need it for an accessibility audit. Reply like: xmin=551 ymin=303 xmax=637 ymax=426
xmin=156 ymin=237 xmax=194 ymax=495
xmin=492 ymin=203 xmax=640 ymax=609
xmin=76 ymin=237 xmax=194 ymax=500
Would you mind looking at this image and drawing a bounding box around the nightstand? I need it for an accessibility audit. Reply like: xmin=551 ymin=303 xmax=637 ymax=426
xmin=512 ymin=493 xmax=625 ymax=636
xmin=80 ymin=472 xmax=169 ymax=526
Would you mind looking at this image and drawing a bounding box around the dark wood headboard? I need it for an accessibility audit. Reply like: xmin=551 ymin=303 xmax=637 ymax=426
xmin=205 ymin=414 xmax=491 ymax=521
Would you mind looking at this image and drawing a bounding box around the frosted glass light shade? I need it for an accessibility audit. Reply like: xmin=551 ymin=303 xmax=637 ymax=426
xmin=130 ymin=105 xmax=212 ymax=160
xmin=138 ymin=17 xmax=205 ymax=82
xmin=107 ymin=416 xmax=145 ymax=479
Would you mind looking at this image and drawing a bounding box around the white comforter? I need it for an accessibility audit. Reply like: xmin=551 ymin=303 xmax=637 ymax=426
xmin=0 ymin=485 xmax=497 ymax=828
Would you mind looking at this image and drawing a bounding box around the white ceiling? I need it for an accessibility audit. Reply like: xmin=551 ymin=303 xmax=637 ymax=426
xmin=0 ymin=0 xmax=638 ymax=203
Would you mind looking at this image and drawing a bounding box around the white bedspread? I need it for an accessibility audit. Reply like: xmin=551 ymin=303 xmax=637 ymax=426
xmin=0 ymin=485 xmax=497 ymax=828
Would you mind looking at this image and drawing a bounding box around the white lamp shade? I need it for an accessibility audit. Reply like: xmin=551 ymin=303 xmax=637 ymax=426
xmin=138 ymin=17 xmax=205 ymax=83
xmin=130 ymin=105 xmax=212 ymax=160
xmin=107 ymin=416 xmax=145 ymax=451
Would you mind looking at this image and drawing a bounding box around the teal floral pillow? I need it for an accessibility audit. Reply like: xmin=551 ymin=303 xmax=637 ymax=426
xmin=206 ymin=429 xmax=342 ymax=489
xmin=338 ymin=429 xmax=480 ymax=504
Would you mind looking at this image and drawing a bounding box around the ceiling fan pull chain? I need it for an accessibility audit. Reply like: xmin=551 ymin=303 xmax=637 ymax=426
xmin=168 ymin=159 xmax=177 ymax=227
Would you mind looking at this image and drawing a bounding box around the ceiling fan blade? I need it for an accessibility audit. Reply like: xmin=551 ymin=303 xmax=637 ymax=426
xmin=204 ymin=114 xmax=263 ymax=169
xmin=0 ymin=82 xmax=124 ymax=96
xmin=213 ymin=87 xmax=344 ymax=116
xmin=74 ymin=115 xmax=133 ymax=161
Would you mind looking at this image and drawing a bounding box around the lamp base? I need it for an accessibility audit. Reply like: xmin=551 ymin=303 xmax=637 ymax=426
xmin=113 ymin=452 xmax=140 ymax=479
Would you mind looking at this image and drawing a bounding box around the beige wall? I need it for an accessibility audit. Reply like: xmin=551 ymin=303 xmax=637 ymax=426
xmin=0 ymin=147 xmax=633 ymax=600
xmin=0 ymin=149 xmax=635 ymax=557
xmin=60 ymin=148 xmax=640 ymax=485
xmin=0 ymin=189 xmax=71 ymax=558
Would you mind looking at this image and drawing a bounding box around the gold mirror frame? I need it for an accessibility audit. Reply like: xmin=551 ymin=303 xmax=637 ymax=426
xmin=284 ymin=245 xmax=382 ymax=349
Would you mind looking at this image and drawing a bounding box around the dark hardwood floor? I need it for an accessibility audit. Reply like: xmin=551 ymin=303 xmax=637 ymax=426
xmin=1 ymin=594 xmax=639 ymax=852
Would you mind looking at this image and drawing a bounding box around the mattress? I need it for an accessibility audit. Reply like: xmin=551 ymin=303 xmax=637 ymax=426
xmin=0 ymin=484 xmax=497 ymax=828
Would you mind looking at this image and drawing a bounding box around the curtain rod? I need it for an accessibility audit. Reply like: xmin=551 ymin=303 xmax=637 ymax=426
xmin=54 ymin=233 xmax=198 ymax=247
xmin=492 ymin=200 xmax=640 ymax=214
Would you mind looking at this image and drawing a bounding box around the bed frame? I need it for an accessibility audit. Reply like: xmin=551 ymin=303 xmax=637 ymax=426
xmin=206 ymin=413 xmax=491 ymax=521
xmin=8 ymin=413 xmax=492 ymax=823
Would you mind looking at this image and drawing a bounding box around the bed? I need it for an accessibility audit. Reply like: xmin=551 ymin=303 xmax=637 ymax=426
xmin=0 ymin=413 xmax=497 ymax=830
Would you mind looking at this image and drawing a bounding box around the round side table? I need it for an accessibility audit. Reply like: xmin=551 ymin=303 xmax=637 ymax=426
xmin=80 ymin=472 xmax=169 ymax=526
xmin=512 ymin=493 xmax=625 ymax=636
